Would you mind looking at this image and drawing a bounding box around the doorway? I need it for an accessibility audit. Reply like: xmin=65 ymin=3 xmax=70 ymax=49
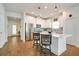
xmin=12 ymin=24 xmax=17 ymax=35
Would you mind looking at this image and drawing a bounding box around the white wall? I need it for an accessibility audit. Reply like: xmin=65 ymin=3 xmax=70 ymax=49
xmin=6 ymin=11 xmax=22 ymax=19
xmin=75 ymin=19 xmax=79 ymax=47
xmin=0 ymin=4 xmax=8 ymax=48
xmin=72 ymin=6 xmax=79 ymax=47
xmin=20 ymin=13 xmax=25 ymax=42
xmin=64 ymin=6 xmax=79 ymax=48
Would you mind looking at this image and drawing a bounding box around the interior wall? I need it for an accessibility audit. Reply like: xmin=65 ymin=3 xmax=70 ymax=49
xmin=64 ymin=6 xmax=79 ymax=48
xmin=6 ymin=11 xmax=22 ymax=19
xmin=0 ymin=4 xmax=8 ymax=48
xmin=73 ymin=6 xmax=79 ymax=47
xmin=20 ymin=13 xmax=25 ymax=42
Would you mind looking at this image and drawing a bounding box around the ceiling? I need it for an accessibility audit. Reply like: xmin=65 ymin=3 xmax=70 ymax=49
xmin=3 ymin=3 xmax=79 ymax=18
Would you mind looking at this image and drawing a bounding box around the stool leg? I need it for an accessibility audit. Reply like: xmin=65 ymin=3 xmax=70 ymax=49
xmin=49 ymin=45 xmax=51 ymax=55
xmin=33 ymin=40 xmax=35 ymax=48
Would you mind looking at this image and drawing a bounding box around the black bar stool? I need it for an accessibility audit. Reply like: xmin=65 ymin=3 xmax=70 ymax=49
xmin=33 ymin=33 xmax=40 ymax=48
xmin=40 ymin=34 xmax=51 ymax=56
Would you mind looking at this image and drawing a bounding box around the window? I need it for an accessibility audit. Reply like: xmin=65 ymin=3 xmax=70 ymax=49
xmin=12 ymin=25 xmax=17 ymax=35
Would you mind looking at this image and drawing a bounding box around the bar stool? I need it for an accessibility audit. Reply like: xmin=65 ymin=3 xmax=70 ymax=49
xmin=33 ymin=33 xmax=40 ymax=48
xmin=40 ymin=34 xmax=51 ymax=56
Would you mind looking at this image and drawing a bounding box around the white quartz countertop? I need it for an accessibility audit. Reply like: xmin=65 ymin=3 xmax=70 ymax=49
xmin=40 ymin=31 xmax=49 ymax=35
xmin=52 ymin=33 xmax=72 ymax=38
xmin=40 ymin=31 xmax=72 ymax=38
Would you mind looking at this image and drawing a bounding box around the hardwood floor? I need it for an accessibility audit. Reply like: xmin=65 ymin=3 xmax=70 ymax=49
xmin=61 ymin=45 xmax=79 ymax=56
xmin=0 ymin=36 xmax=79 ymax=56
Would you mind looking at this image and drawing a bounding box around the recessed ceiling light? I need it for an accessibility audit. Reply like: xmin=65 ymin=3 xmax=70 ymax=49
xmin=63 ymin=11 xmax=67 ymax=17
xmin=44 ymin=6 xmax=47 ymax=9
xmin=69 ymin=14 xmax=72 ymax=17
xmin=38 ymin=7 xmax=40 ymax=9
xmin=32 ymin=12 xmax=34 ymax=14
xmin=54 ymin=5 xmax=57 ymax=9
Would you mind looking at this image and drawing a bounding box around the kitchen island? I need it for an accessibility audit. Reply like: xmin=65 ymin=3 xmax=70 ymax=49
xmin=51 ymin=33 xmax=72 ymax=55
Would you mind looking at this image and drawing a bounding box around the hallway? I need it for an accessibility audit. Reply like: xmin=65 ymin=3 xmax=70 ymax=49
xmin=0 ymin=37 xmax=79 ymax=56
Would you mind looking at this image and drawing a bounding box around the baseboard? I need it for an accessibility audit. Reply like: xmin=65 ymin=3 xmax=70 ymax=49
xmin=0 ymin=42 xmax=5 ymax=48
xmin=8 ymin=35 xmax=20 ymax=37
xmin=0 ymin=39 xmax=8 ymax=48
xmin=74 ymin=44 xmax=79 ymax=48
xmin=67 ymin=43 xmax=79 ymax=48
xmin=0 ymin=45 xmax=4 ymax=48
